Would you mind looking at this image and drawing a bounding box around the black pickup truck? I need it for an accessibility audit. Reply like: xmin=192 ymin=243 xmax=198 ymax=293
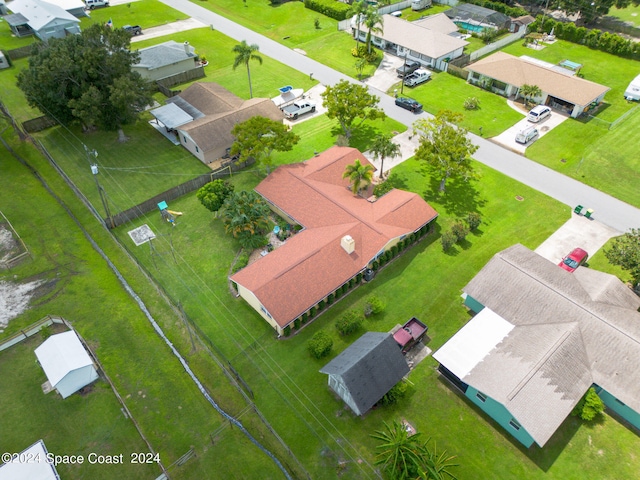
xmin=123 ymin=25 xmax=142 ymax=36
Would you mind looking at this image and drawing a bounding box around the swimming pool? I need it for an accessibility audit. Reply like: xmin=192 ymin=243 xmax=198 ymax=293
xmin=455 ymin=21 xmax=487 ymax=33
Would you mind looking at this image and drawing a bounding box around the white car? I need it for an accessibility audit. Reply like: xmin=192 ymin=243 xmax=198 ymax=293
xmin=527 ymin=105 xmax=551 ymax=123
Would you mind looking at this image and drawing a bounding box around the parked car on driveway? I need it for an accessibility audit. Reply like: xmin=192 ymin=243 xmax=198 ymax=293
xmin=282 ymin=100 xmax=316 ymax=120
xmin=123 ymin=25 xmax=142 ymax=36
xmin=403 ymin=69 xmax=431 ymax=87
xmin=527 ymin=105 xmax=551 ymax=123
xmin=396 ymin=60 xmax=421 ymax=78
xmin=558 ymin=247 xmax=588 ymax=272
xmin=395 ymin=97 xmax=422 ymax=113
xmin=85 ymin=0 xmax=109 ymax=9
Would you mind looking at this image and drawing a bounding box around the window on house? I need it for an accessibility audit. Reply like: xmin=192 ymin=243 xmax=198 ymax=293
xmin=509 ymin=419 xmax=521 ymax=431
xmin=183 ymin=135 xmax=187 ymax=143
xmin=195 ymin=146 xmax=199 ymax=153
xmin=493 ymin=80 xmax=507 ymax=91
xmin=476 ymin=392 xmax=487 ymax=403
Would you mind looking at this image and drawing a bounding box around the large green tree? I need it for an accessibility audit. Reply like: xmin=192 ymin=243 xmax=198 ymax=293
xmin=369 ymin=133 xmax=401 ymax=179
xmin=413 ymin=110 xmax=478 ymax=193
xmin=17 ymin=23 xmax=152 ymax=134
xmin=343 ymin=158 xmax=375 ymax=196
xmin=232 ymin=40 xmax=263 ymax=99
xmin=230 ymin=116 xmax=299 ymax=173
xmin=196 ymin=179 xmax=235 ymax=215
xmin=321 ymin=80 xmax=385 ymax=140
xmin=605 ymin=228 xmax=640 ymax=287
xmin=221 ymin=190 xmax=271 ymax=249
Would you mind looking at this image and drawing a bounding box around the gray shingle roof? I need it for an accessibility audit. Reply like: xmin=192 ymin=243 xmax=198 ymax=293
xmin=443 ymin=244 xmax=640 ymax=446
xmin=320 ymin=332 xmax=409 ymax=415
xmin=134 ymin=40 xmax=196 ymax=70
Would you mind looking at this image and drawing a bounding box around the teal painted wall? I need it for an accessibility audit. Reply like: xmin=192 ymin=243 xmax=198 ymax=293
xmin=463 ymin=294 xmax=485 ymax=314
xmin=595 ymin=386 xmax=640 ymax=430
xmin=465 ymin=385 xmax=536 ymax=448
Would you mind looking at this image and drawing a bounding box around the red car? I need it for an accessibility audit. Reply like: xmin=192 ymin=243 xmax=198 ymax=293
xmin=559 ymin=248 xmax=588 ymax=272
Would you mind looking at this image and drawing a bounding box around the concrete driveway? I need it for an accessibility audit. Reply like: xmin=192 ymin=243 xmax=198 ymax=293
xmin=282 ymin=84 xmax=328 ymax=127
xmin=534 ymin=212 xmax=620 ymax=265
xmin=130 ymin=18 xmax=208 ymax=43
xmin=364 ymin=53 xmax=404 ymax=93
xmin=491 ymin=103 xmax=569 ymax=154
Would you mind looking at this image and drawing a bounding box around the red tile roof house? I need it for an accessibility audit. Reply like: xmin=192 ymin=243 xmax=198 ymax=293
xmin=230 ymin=146 xmax=438 ymax=336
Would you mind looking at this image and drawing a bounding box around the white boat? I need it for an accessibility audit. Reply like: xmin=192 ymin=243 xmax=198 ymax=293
xmin=624 ymin=74 xmax=640 ymax=101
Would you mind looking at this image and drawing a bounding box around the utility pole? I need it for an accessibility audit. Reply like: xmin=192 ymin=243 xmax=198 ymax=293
xmin=85 ymin=145 xmax=114 ymax=228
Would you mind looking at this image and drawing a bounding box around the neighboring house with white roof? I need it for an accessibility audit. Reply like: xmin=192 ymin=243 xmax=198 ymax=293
xmin=353 ymin=13 xmax=468 ymax=71
xmin=45 ymin=0 xmax=87 ymax=18
xmin=466 ymin=52 xmax=610 ymax=118
xmin=434 ymin=244 xmax=640 ymax=448
xmin=34 ymin=330 xmax=99 ymax=399
xmin=0 ymin=440 xmax=61 ymax=480
xmin=132 ymin=41 xmax=200 ymax=81
xmin=5 ymin=0 xmax=80 ymax=40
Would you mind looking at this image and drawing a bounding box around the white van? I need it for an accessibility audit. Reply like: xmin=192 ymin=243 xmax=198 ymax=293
xmin=515 ymin=126 xmax=539 ymax=144
xmin=527 ymin=105 xmax=551 ymax=123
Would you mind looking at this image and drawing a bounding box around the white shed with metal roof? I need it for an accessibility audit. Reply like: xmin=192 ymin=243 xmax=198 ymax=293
xmin=34 ymin=331 xmax=98 ymax=399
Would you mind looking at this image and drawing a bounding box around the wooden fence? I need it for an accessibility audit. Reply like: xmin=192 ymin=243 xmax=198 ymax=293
xmin=156 ymin=66 xmax=206 ymax=89
xmin=108 ymin=158 xmax=254 ymax=228
xmin=0 ymin=210 xmax=31 ymax=269
xmin=7 ymin=44 xmax=33 ymax=60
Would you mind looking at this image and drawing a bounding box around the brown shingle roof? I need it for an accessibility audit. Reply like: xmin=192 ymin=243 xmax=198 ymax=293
xmin=467 ymin=52 xmax=610 ymax=106
xmin=231 ymin=147 xmax=438 ymax=327
xmin=172 ymin=83 xmax=284 ymax=153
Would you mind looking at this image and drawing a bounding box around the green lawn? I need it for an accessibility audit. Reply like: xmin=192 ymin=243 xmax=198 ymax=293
xmin=0 ymin=333 xmax=160 ymax=480
xmin=609 ymin=4 xmax=640 ymax=26
xmin=105 ymin=126 xmax=640 ymax=479
xmin=390 ymin=72 xmax=524 ymax=136
xmin=502 ymin=40 xmax=640 ymax=207
xmin=80 ymin=0 xmax=189 ymax=29
xmin=0 ymin=120 xmax=297 ymax=479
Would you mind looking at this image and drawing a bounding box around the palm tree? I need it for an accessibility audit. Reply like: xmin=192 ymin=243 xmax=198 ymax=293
xmin=232 ymin=40 xmax=263 ymax=99
xmin=420 ymin=441 xmax=458 ymax=480
xmin=371 ymin=420 xmax=427 ymax=480
xmin=221 ymin=191 xmax=271 ymax=248
xmin=519 ymin=84 xmax=542 ymax=107
xmin=369 ymin=133 xmax=401 ymax=179
xmin=349 ymin=0 xmax=368 ymax=46
xmin=363 ymin=5 xmax=383 ymax=54
xmin=343 ymin=159 xmax=375 ymax=196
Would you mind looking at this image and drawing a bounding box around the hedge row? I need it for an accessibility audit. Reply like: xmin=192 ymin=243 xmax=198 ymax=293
xmin=304 ymin=0 xmax=351 ymax=20
xmin=531 ymin=16 xmax=640 ymax=60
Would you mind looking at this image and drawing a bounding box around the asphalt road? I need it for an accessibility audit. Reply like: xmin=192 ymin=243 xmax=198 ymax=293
xmin=158 ymin=0 xmax=640 ymax=233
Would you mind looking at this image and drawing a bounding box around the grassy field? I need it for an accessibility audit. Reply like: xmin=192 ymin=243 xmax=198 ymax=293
xmin=0 ymin=119 xmax=300 ymax=479
xmin=0 ymin=332 xmax=160 ymax=480
xmin=609 ymin=4 xmax=640 ymax=26
xmin=80 ymin=0 xmax=189 ymax=29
